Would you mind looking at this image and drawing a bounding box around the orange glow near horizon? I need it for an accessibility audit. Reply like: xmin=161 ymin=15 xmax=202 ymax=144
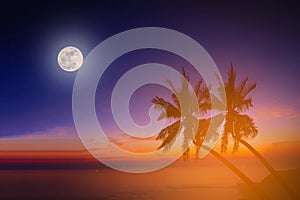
xmin=0 ymin=134 xmax=299 ymax=162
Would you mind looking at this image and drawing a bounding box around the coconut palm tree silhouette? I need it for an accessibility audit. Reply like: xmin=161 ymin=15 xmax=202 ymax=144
xmin=220 ymin=64 xmax=298 ymax=200
xmin=152 ymin=68 xmax=270 ymax=200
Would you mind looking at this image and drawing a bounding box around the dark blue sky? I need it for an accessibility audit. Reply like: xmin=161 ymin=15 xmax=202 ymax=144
xmin=1 ymin=1 xmax=299 ymax=137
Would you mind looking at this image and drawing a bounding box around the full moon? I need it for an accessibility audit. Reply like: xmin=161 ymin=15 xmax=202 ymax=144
xmin=57 ymin=46 xmax=83 ymax=72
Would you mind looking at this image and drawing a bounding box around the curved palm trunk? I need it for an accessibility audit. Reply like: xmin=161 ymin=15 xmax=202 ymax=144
xmin=238 ymin=139 xmax=298 ymax=200
xmin=201 ymin=145 xmax=270 ymax=200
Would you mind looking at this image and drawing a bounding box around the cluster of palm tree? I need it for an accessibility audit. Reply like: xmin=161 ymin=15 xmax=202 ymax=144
xmin=152 ymin=64 xmax=298 ymax=200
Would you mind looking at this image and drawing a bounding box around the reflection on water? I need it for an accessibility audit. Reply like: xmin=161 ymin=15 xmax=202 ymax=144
xmin=0 ymin=152 xmax=298 ymax=200
xmin=0 ymin=158 xmax=264 ymax=200
xmin=0 ymin=169 xmax=238 ymax=200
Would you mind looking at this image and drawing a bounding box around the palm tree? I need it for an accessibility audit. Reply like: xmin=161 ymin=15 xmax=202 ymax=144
xmin=221 ymin=64 xmax=298 ymax=200
xmin=152 ymin=68 xmax=270 ymax=200
xmin=153 ymin=68 xmax=209 ymax=154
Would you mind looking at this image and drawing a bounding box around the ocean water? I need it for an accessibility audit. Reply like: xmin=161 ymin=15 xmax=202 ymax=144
xmin=0 ymin=159 xmax=263 ymax=200
xmin=1 ymin=151 xmax=298 ymax=200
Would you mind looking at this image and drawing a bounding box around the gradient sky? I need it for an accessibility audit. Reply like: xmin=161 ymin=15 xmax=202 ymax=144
xmin=1 ymin=0 xmax=300 ymax=149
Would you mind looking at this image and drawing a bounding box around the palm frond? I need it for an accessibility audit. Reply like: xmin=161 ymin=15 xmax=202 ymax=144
xmin=235 ymin=114 xmax=258 ymax=139
xmin=152 ymin=97 xmax=181 ymax=119
xmin=171 ymin=93 xmax=180 ymax=110
xmin=210 ymin=93 xmax=225 ymax=111
xmin=230 ymin=114 xmax=258 ymax=152
xmin=235 ymin=96 xmax=253 ymax=112
xmin=182 ymin=124 xmax=193 ymax=152
xmin=242 ymin=83 xmax=256 ymax=99
xmin=237 ymin=77 xmax=249 ymax=95
xmin=156 ymin=112 xmax=167 ymax=121
xmin=193 ymin=118 xmax=211 ymax=147
xmin=214 ymin=72 xmax=226 ymax=104
xmin=182 ymin=147 xmax=190 ymax=161
xmin=194 ymin=80 xmax=203 ymax=97
xmin=221 ymin=120 xmax=231 ymax=153
xmin=227 ymin=63 xmax=236 ymax=91
xmin=233 ymin=139 xmax=240 ymax=153
xmin=156 ymin=120 xmax=181 ymax=150
xmin=181 ymin=67 xmax=189 ymax=81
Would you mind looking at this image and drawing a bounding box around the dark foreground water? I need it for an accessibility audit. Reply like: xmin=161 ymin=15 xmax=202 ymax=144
xmin=0 ymin=167 xmax=240 ymax=200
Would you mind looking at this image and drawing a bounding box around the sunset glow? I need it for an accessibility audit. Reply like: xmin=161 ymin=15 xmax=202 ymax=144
xmin=1 ymin=1 xmax=299 ymax=199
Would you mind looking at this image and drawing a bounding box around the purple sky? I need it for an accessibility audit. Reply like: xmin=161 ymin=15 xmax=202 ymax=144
xmin=1 ymin=1 xmax=299 ymax=145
